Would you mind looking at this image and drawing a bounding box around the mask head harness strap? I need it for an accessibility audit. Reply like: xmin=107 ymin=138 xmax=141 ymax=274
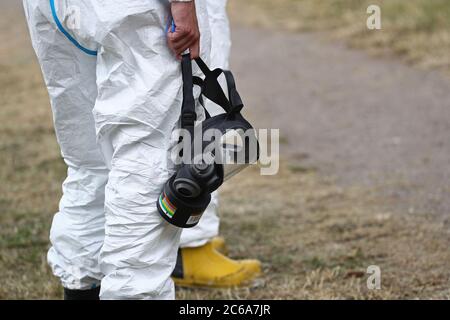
xmin=193 ymin=57 xmax=244 ymax=116
xmin=181 ymin=53 xmax=245 ymax=138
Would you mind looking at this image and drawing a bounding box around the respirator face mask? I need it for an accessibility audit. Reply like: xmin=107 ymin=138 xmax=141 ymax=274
xmin=157 ymin=54 xmax=259 ymax=228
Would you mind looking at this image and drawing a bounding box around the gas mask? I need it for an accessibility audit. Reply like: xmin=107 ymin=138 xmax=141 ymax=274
xmin=157 ymin=54 xmax=259 ymax=228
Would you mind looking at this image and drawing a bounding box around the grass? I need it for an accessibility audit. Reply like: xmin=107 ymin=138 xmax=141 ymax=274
xmin=1 ymin=2 xmax=450 ymax=299
xmin=229 ymin=0 xmax=450 ymax=72
xmin=177 ymin=164 xmax=450 ymax=299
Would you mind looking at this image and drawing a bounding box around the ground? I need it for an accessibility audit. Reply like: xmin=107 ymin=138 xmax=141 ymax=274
xmin=0 ymin=1 xmax=449 ymax=299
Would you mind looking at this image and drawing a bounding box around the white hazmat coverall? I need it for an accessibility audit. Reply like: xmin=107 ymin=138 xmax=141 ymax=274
xmin=23 ymin=0 xmax=211 ymax=299
xmin=180 ymin=0 xmax=231 ymax=248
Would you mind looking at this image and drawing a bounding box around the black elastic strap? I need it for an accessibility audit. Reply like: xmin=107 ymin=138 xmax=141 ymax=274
xmin=193 ymin=76 xmax=211 ymax=119
xmin=194 ymin=57 xmax=210 ymax=76
xmin=194 ymin=58 xmax=245 ymax=114
xmin=181 ymin=53 xmax=196 ymax=137
xmin=223 ymin=70 xmax=244 ymax=113
xmin=193 ymin=76 xmax=203 ymax=87
xmin=195 ymin=58 xmax=232 ymax=113
xmin=180 ymin=57 xmax=245 ymax=131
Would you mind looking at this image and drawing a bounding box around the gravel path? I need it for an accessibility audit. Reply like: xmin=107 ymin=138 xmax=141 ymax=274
xmin=231 ymin=26 xmax=450 ymax=218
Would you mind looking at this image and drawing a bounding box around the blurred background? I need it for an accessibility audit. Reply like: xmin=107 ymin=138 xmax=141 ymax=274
xmin=1 ymin=0 xmax=450 ymax=299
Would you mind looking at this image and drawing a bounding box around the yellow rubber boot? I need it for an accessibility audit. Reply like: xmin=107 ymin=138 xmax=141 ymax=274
xmin=210 ymin=236 xmax=228 ymax=255
xmin=210 ymin=237 xmax=260 ymax=271
xmin=172 ymin=241 xmax=261 ymax=288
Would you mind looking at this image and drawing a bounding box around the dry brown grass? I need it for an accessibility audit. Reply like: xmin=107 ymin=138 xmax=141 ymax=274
xmin=229 ymin=0 xmax=450 ymax=73
xmin=1 ymin=2 xmax=450 ymax=300
xmin=177 ymin=164 xmax=450 ymax=299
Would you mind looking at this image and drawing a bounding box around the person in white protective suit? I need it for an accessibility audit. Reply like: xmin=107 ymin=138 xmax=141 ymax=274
xmin=174 ymin=0 xmax=261 ymax=288
xmin=23 ymin=0 xmax=259 ymax=300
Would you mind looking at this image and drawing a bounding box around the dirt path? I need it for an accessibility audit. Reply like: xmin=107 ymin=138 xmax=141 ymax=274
xmin=231 ymin=26 xmax=450 ymax=218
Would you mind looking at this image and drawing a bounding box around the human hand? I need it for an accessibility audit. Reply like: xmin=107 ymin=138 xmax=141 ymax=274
xmin=168 ymin=1 xmax=200 ymax=59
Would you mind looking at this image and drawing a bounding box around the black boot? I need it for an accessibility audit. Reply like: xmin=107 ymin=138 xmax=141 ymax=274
xmin=64 ymin=287 xmax=101 ymax=300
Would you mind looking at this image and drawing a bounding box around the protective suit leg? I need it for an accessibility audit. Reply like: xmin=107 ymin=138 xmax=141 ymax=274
xmin=24 ymin=0 xmax=211 ymax=299
xmin=92 ymin=0 xmax=211 ymax=300
xmin=206 ymin=0 xmax=232 ymax=70
xmin=179 ymin=192 xmax=220 ymax=248
xmin=179 ymin=0 xmax=231 ymax=249
xmin=23 ymin=0 xmax=107 ymax=291
xmin=173 ymin=0 xmax=261 ymax=289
